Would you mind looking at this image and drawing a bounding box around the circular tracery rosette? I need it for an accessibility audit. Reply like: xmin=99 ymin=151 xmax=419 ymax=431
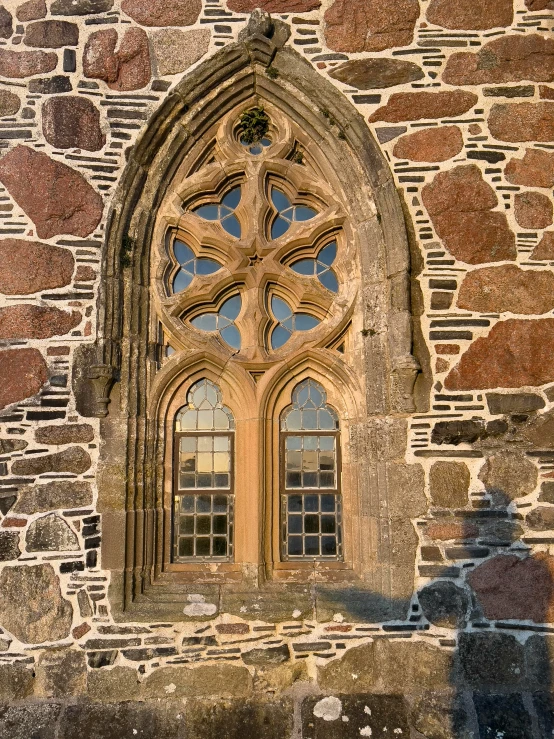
xmin=152 ymin=103 xmax=358 ymax=365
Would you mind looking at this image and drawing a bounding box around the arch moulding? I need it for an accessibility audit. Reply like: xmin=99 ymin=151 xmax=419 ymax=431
xmin=86 ymin=12 xmax=423 ymax=621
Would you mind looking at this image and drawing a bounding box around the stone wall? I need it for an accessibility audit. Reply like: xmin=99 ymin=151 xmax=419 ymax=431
xmin=0 ymin=0 xmax=553 ymax=736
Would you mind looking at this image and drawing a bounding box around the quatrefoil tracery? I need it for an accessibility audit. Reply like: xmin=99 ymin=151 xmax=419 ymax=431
xmin=154 ymin=105 xmax=356 ymax=364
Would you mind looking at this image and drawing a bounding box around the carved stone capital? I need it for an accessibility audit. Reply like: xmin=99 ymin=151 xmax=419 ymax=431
xmin=392 ymin=355 xmax=421 ymax=413
xmin=239 ymin=9 xmax=291 ymax=65
xmin=86 ymin=364 xmax=117 ymax=418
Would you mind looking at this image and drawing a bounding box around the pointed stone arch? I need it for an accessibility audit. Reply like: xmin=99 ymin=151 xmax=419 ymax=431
xmin=92 ymin=13 xmax=423 ymax=619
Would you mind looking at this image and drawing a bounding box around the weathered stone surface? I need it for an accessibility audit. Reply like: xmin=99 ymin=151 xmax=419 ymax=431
xmin=429 ymin=461 xmax=470 ymax=508
xmin=0 ymin=48 xmax=56 ymax=78
xmin=0 ymin=146 xmax=104 ymax=239
xmin=58 ymin=703 xmax=184 ymax=739
xmin=0 ymin=664 xmax=34 ymax=701
xmin=443 ymin=35 xmax=554 ymax=86
xmin=318 ymin=639 xmax=452 ymax=693
xmin=0 ymin=305 xmax=80 ymax=340
xmin=0 ymin=348 xmax=47 ymax=411
xmin=83 ymin=28 xmax=151 ymax=91
xmin=489 ymin=102 xmax=554 ymax=142
xmin=369 ymin=90 xmax=477 ymax=123
xmin=75 ymin=265 xmax=95 ymax=282
xmin=532 ymin=231 xmax=554 ymax=260
xmin=410 ymin=694 xmax=469 ymax=739
xmin=42 ymin=96 xmax=105 ymax=152
xmin=242 ymin=645 xmax=290 ymax=665
xmin=526 ymin=0 xmax=554 ymax=7
xmin=0 ymin=704 xmax=63 ymax=739
xmin=458 ymin=265 xmax=554 ymax=314
xmin=0 ymin=239 xmax=74 ymax=295
xmin=422 ymin=165 xmax=516 ymax=264
xmin=26 ymin=514 xmax=79 ymax=552
xmin=478 ymin=450 xmax=537 ymax=500
xmin=35 ymin=649 xmax=87 ymax=698
xmin=324 ymin=0 xmax=419 ymax=53
xmin=29 ymin=76 xmax=72 ymax=95
xmin=0 ymin=6 xmax=12 ymax=40
xmin=52 ymin=0 xmax=114 ymax=14
xmin=16 ymin=0 xmax=47 ymax=22
xmin=187 ymin=700 xmax=294 ymax=739
xmin=0 ymin=90 xmax=20 ymax=118
xmin=12 ymin=446 xmax=91 ymax=476
xmin=329 ymin=58 xmax=423 ymax=89
xmin=432 ymin=419 xmax=485 ymax=445
xmin=458 ymin=632 xmax=524 ymax=686
xmin=87 ymin=666 xmax=141 ymax=702
xmin=515 ymin=191 xmax=553 ymax=229
xmin=475 ymin=695 xmax=533 ymax=739
xmin=527 ymin=506 xmax=554 ymax=530
xmin=507 ymin=148 xmax=554 ymax=189
xmin=539 ymin=482 xmax=554 ymax=503
xmin=427 ymin=521 xmax=478 ymax=540
xmin=24 ymin=20 xmax=78 ymax=48
xmin=143 ymin=664 xmax=252 ymax=698
xmin=13 ymin=480 xmax=93 ymax=514
xmin=393 ymin=125 xmax=463 ymax=162
xmin=121 ymin=0 xmax=201 ymax=26
xmin=427 ymin=0 xmax=512 ymax=28
xmin=419 ymin=581 xmax=469 ymax=628
xmin=303 ymin=695 xmax=409 ymax=739
xmin=35 ymin=424 xmax=94 ymax=445
xmin=487 ymin=392 xmax=545 ymax=414
xmin=469 ymin=553 xmax=554 ymax=622
xmin=445 ymin=319 xmax=554 ymax=390
xmin=152 ymin=28 xmax=210 ymax=76
xmin=0 ymin=532 xmax=20 ymax=561
xmin=0 ymin=563 xmax=72 ymax=643
xmin=0 ymin=439 xmax=27 ymax=454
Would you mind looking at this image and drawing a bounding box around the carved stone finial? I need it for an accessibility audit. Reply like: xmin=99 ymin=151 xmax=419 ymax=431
xmin=86 ymin=364 xmax=117 ymax=417
xmin=238 ymin=9 xmax=291 ymax=57
xmin=392 ymin=355 xmax=421 ymax=413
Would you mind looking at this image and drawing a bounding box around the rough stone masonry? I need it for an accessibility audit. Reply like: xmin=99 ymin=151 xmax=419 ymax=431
xmin=0 ymin=0 xmax=554 ymax=737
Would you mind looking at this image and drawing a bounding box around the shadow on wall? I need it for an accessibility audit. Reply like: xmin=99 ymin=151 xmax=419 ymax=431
xmin=306 ymin=491 xmax=554 ymax=738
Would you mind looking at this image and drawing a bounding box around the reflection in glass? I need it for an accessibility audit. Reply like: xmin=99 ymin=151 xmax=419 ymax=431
xmin=270 ymin=296 xmax=320 ymax=350
xmin=191 ymin=295 xmax=242 ymax=350
xmin=270 ymin=187 xmax=317 ymax=240
xmin=171 ymin=240 xmax=221 ymax=294
xmin=193 ymin=187 xmax=242 ymax=238
xmin=290 ymin=241 xmax=339 ymax=294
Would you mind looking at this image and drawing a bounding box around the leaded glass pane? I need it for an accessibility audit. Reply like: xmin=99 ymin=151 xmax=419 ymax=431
xmin=190 ymin=295 xmax=242 ymax=351
xmin=290 ymin=241 xmax=338 ymax=294
xmin=192 ymin=187 xmax=242 ymax=239
xmin=174 ymin=493 xmax=234 ymax=562
xmin=176 ymin=379 xmax=235 ymax=432
xmin=282 ymin=493 xmax=342 ymax=560
xmin=270 ymin=296 xmax=320 ymax=351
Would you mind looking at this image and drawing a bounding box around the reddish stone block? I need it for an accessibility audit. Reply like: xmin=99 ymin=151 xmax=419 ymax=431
xmin=47 ymin=346 xmax=70 ymax=356
xmin=531 ymin=232 xmax=554 ymax=261
xmin=489 ymin=102 xmax=554 ymax=142
xmin=445 ymin=318 xmax=554 ymax=390
xmin=427 ymin=522 xmax=478 ymax=541
xmin=229 ymin=0 xmax=319 ymax=9
xmin=2 ymin=518 xmax=27 ymax=528
xmin=0 ymin=347 xmax=47 ymax=410
xmin=426 ymin=0 xmax=513 ymax=29
xmin=0 ymin=305 xmax=80 ymax=340
xmin=83 ymin=27 xmax=151 ymax=91
xmin=526 ymin=0 xmax=554 ymax=9
xmin=443 ymin=34 xmax=554 ymax=86
xmin=468 ymin=553 xmax=554 ymax=622
xmin=369 ymin=90 xmax=477 ymax=123
xmin=393 ymin=126 xmax=463 ymax=163
xmin=505 ymin=148 xmax=554 ymax=188
xmin=16 ymin=0 xmax=47 ymax=22
xmin=324 ymin=0 xmax=419 ymax=53
xmin=121 ymin=0 xmax=201 ymax=25
xmin=24 ymin=20 xmax=78 ymax=48
xmin=0 ymin=48 xmax=56 ymax=78
xmin=0 ymin=239 xmax=74 ymax=295
xmin=514 ymin=191 xmax=553 ymax=230
xmin=72 ymin=623 xmax=91 ymax=640
xmin=540 ymin=85 xmax=554 ymax=99
xmin=422 ymin=165 xmax=516 ymax=264
xmin=324 ymin=625 xmax=352 ymax=632
xmin=42 ymin=96 xmax=105 ymax=152
xmin=436 ymin=344 xmax=460 ymax=354
xmin=0 ymin=146 xmax=103 ymax=239
xmin=457 ymin=265 xmax=554 ymax=315
xmin=75 ymin=265 xmax=96 ymax=282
